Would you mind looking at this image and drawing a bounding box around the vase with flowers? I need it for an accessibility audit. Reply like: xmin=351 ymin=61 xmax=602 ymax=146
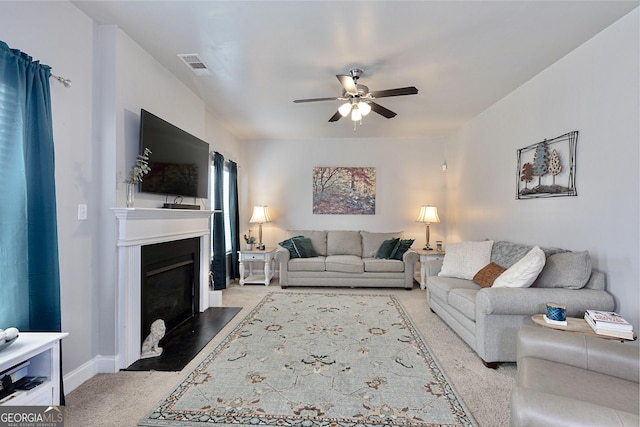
xmin=243 ymin=230 xmax=257 ymax=250
xmin=124 ymin=148 xmax=152 ymax=207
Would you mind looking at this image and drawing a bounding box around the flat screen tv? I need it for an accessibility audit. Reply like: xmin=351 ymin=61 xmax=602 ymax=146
xmin=139 ymin=109 xmax=209 ymax=198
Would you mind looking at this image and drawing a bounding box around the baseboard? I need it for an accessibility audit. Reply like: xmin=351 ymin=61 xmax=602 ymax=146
xmin=209 ymin=290 xmax=222 ymax=307
xmin=63 ymin=354 xmax=119 ymax=394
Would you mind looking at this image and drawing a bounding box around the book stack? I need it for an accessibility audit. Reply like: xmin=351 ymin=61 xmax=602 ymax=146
xmin=584 ymin=310 xmax=635 ymax=340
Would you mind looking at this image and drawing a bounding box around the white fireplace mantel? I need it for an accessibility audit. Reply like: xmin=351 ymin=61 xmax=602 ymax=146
xmin=111 ymin=208 xmax=218 ymax=369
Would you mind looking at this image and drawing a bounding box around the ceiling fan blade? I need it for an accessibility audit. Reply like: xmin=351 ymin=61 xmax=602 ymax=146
xmin=370 ymin=86 xmax=418 ymax=98
xmin=336 ymin=74 xmax=358 ymax=93
xmin=328 ymin=111 xmax=342 ymax=122
xmin=369 ymin=102 xmax=397 ymax=119
xmin=293 ymin=97 xmax=339 ymax=103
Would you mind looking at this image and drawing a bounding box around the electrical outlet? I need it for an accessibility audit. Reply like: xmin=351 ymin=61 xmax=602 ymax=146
xmin=77 ymin=204 xmax=87 ymax=220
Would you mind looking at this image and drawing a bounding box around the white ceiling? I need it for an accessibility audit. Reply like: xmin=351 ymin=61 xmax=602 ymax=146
xmin=72 ymin=1 xmax=638 ymax=140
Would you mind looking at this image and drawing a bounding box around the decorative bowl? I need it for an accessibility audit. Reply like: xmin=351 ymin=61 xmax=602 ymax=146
xmin=0 ymin=336 xmax=18 ymax=352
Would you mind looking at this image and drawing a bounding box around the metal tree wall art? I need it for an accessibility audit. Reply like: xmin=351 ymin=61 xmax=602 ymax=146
xmin=516 ymin=131 xmax=578 ymax=199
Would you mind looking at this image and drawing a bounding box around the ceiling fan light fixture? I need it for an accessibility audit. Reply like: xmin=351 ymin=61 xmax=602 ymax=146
xmin=351 ymin=106 xmax=362 ymax=121
xmin=358 ymin=101 xmax=371 ymax=116
xmin=338 ymin=102 xmax=352 ymax=117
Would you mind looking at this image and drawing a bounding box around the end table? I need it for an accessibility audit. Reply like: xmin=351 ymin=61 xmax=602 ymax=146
xmin=415 ymin=249 xmax=446 ymax=289
xmin=238 ymin=247 xmax=276 ymax=286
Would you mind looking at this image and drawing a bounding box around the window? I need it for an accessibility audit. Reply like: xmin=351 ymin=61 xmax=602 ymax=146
xmin=210 ymin=163 xmax=231 ymax=253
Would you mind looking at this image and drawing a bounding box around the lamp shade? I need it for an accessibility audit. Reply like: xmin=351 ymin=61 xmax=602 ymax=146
xmin=249 ymin=205 xmax=271 ymax=224
xmin=338 ymin=102 xmax=352 ymax=117
xmin=416 ymin=205 xmax=440 ymax=224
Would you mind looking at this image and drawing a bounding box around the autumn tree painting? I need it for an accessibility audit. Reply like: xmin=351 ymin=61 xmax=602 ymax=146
xmin=516 ymin=131 xmax=577 ymax=199
xmin=313 ymin=167 xmax=376 ymax=214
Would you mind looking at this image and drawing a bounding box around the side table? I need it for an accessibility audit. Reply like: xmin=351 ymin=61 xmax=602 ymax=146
xmin=531 ymin=314 xmax=636 ymax=342
xmin=238 ymin=247 xmax=276 ymax=286
xmin=415 ymin=249 xmax=446 ymax=289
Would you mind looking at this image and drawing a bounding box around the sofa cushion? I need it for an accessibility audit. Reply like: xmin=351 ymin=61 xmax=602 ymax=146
xmin=279 ymin=236 xmax=317 ymax=258
xmin=491 ymin=241 xmax=534 ymax=268
xmin=361 ymin=231 xmax=401 ymax=258
xmin=325 ymin=255 xmax=364 ymax=273
xmin=327 ymin=230 xmax=362 ymax=256
xmin=363 ymin=258 xmax=405 ymax=273
xmin=427 ymin=275 xmax=481 ymax=304
xmin=448 ymin=288 xmax=479 ymax=321
xmin=533 ymin=251 xmax=592 ymax=290
xmin=288 ymin=256 xmax=326 ymax=272
xmin=375 ymin=238 xmax=400 ymax=259
xmin=289 ymin=230 xmax=327 ymax=256
xmin=473 ymin=262 xmax=507 ymax=288
xmin=390 ymin=239 xmax=415 ymax=260
xmin=493 ymin=246 xmax=546 ymax=288
xmin=438 ymin=240 xmax=494 ymax=280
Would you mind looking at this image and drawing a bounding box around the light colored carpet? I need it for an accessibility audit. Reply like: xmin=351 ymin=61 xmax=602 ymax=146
xmin=65 ymin=285 xmax=516 ymax=426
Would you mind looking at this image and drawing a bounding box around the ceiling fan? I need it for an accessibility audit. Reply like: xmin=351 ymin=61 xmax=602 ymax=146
xmin=293 ymin=68 xmax=418 ymax=127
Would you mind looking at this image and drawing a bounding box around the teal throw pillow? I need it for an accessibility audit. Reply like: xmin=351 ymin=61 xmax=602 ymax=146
xmin=279 ymin=236 xmax=317 ymax=259
xmin=390 ymin=239 xmax=415 ymax=260
xmin=375 ymin=238 xmax=400 ymax=259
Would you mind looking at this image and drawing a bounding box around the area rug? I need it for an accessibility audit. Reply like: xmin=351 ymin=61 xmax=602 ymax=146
xmin=139 ymin=292 xmax=477 ymax=427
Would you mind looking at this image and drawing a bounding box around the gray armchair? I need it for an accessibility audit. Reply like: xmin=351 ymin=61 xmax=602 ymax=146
xmin=511 ymin=325 xmax=639 ymax=426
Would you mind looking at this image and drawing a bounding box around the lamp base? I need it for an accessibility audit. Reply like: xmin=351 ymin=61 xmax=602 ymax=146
xmin=423 ymin=246 xmax=434 ymax=251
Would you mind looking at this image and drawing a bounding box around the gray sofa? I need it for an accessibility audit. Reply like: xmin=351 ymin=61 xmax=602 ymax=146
xmin=425 ymin=240 xmax=615 ymax=367
xmin=511 ymin=325 xmax=639 ymax=427
xmin=275 ymin=230 xmax=419 ymax=289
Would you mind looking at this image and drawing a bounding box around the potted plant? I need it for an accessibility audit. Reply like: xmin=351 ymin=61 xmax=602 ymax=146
xmin=243 ymin=230 xmax=257 ymax=250
xmin=124 ymin=147 xmax=152 ymax=207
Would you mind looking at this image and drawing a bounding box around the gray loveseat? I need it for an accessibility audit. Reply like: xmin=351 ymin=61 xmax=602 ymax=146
xmin=425 ymin=240 xmax=615 ymax=367
xmin=511 ymin=325 xmax=639 ymax=426
xmin=275 ymin=230 xmax=419 ymax=289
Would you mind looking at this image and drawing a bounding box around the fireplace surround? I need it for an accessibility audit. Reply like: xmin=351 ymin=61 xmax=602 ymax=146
xmin=112 ymin=208 xmax=217 ymax=369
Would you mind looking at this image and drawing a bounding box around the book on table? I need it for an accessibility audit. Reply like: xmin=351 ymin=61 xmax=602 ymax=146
xmin=584 ymin=310 xmax=633 ymax=332
xmin=584 ymin=313 xmax=635 ymax=340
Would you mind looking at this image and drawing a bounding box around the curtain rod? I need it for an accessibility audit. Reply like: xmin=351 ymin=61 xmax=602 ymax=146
xmin=51 ymin=73 xmax=71 ymax=88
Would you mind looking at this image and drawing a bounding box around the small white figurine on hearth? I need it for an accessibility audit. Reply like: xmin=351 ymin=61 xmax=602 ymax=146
xmin=140 ymin=319 xmax=166 ymax=359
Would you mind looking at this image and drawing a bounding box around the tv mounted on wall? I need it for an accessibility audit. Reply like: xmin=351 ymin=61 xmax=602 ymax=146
xmin=139 ymin=109 xmax=209 ymax=199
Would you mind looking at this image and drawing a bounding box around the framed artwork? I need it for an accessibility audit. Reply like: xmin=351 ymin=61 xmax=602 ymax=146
xmin=312 ymin=167 xmax=376 ymax=214
xmin=517 ymin=131 xmax=578 ymax=199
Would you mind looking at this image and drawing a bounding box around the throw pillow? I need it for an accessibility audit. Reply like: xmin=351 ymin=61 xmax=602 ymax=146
xmin=533 ymin=251 xmax=592 ymax=289
xmin=375 ymin=238 xmax=400 ymax=259
xmin=390 ymin=239 xmax=415 ymax=260
xmin=279 ymin=236 xmax=318 ymax=259
xmin=438 ymin=240 xmax=494 ymax=280
xmin=492 ymin=246 xmax=546 ymax=288
xmin=473 ymin=262 xmax=507 ymax=288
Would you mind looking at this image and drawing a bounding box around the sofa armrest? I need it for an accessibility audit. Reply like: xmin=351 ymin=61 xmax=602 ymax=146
xmin=403 ymin=249 xmax=419 ymax=264
xmin=511 ymin=386 xmax=639 ymax=427
xmin=274 ymin=247 xmax=290 ymax=286
xmin=475 ymin=287 xmax=615 ymax=318
xmin=516 ymin=325 xmax=640 ymax=382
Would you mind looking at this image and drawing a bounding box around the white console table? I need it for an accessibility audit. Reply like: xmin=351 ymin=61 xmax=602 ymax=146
xmin=0 ymin=332 xmax=68 ymax=406
xmin=238 ymin=247 xmax=276 ymax=286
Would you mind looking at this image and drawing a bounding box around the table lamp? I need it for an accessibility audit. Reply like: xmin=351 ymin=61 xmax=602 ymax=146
xmin=416 ymin=205 xmax=440 ymax=250
xmin=249 ymin=205 xmax=271 ymax=250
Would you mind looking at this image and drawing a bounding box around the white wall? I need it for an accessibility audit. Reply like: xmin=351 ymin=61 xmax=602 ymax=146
xmin=0 ymin=1 xmax=97 ymax=380
xmin=445 ymin=9 xmax=639 ymax=329
xmin=242 ymin=137 xmax=447 ymax=248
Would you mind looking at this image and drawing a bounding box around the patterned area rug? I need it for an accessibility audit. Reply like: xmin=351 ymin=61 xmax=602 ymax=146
xmin=139 ymin=292 xmax=477 ymax=427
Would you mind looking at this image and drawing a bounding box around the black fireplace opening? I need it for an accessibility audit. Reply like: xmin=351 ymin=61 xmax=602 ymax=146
xmin=141 ymin=237 xmax=200 ymax=345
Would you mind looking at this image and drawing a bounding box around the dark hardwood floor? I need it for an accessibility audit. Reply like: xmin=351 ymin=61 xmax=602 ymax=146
xmin=125 ymin=306 xmax=242 ymax=371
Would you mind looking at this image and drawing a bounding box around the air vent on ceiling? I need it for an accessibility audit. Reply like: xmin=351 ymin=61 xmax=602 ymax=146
xmin=177 ymin=53 xmax=212 ymax=76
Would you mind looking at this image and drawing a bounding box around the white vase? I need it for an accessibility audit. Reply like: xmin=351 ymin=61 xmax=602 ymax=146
xmin=126 ymin=183 xmax=135 ymax=208
xmin=246 ymin=243 xmax=254 ymax=250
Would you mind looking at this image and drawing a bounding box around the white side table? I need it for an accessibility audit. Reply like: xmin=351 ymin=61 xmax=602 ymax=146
xmin=238 ymin=247 xmax=276 ymax=286
xmin=415 ymin=249 xmax=446 ymax=290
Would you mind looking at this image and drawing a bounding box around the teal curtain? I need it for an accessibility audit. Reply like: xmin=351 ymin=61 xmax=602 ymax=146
xmin=228 ymin=161 xmax=240 ymax=279
xmin=211 ymin=152 xmax=226 ymax=290
xmin=0 ymin=41 xmax=61 ymax=332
